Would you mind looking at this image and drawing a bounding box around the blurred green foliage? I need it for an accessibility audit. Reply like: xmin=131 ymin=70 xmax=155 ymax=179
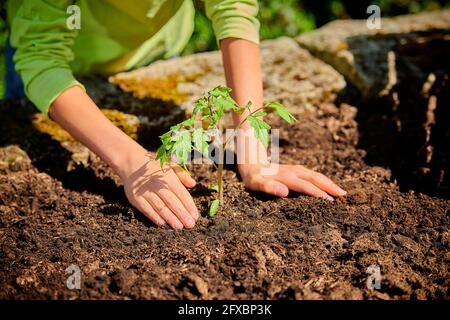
xmin=0 ymin=17 xmax=6 ymax=100
xmin=1 ymin=2 xmax=6 ymax=100
xmin=182 ymin=0 xmax=317 ymax=54
xmin=183 ymin=0 xmax=450 ymax=55
xmin=258 ymin=0 xmax=316 ymax=39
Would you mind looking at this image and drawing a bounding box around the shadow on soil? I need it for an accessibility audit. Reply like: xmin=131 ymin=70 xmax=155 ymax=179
xmin=0 ymin=100 xmax=125 ymax=203
xmin=336 ymin=30 xmax=450 ymax=199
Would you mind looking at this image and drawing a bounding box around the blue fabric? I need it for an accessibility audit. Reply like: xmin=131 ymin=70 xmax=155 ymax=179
xmin=4 ymin=37 xmax=25 ymax=99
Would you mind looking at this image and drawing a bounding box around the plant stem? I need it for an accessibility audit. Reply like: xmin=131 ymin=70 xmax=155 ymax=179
xmin=217 ymin=121 xmax=224 ymax=205
xmin=217 ymin=162 xmax=224 ymax=204
xmin=214 ymin=104 xmax=266 ymax=211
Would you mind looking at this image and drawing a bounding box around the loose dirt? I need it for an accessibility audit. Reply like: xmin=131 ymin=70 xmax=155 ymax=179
xmin=0 ymin=78 xmax=448 ymax=299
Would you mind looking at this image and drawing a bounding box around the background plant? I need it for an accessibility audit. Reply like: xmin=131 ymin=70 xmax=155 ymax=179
xmin=182 ymin=0 xmax=450 ymax=55
xmin=156 ymin=86 xmax=296 ymax=217
xmin=0 ymin=4 xmax=7 ymax=100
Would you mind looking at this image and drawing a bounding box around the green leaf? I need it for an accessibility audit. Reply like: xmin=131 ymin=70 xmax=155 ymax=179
xmin=192 ymin=128 xmax=203 ymax=152
xmin=192 ymin=97 xmax=208 ymax=116
xmin=192 ymin=127 xmax=210 ymax=158
xmin=171 ymin=130 xmax=191 ymax=166
xmin=180 ymin=117 xmax=195 ymax=128
xmin=215 ymin=96 xmax=238 ymax=111
xmin=157 ymin=131 xmax=175 ymax=165
xmin=252 ymin=111 xmax=267 ymax=118
xmin=209 ymin=86 xmax=231 ymax=98
xmin=210 ymin=184 xmax=219 ymax=192
xmin=155 ymin=145 xmax=169 ymax=167
xmin=211 ymin=96 xmax=225 ymax=119
xmin=202 ymin=106 xmax=211 ymax=116
xmin=209 ymin=199 xmax=220 ymax=217
xmin=247 ymin=115 xmax=271 ymax=147
xmin=247 ymin=115 xmax=271 ymax=130
xmin=160 ymin=131 xmax=171 ymax=145
xmin=208 ymin=112 xmax=220 ymax=128
xmin=265 ymin=101 xmax=296 ymax=123
xmin=164 ymin=140 xmax=175 ymax=151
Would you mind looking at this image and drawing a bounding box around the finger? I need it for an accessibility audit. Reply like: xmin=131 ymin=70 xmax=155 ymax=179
xmin=247 ymin=175 xmax=289 ymax=197
xmin=276 ymin=174 xmax=334 ymax=201
xmin=132 ymin=198 xmax=166 ymax=227
xmin=298 ymin=169 xmax=346 ymax=197
xmin=172 ymin=164 xmax=196 ymax=188
xmin=159 ymin=207 xmax=184 ymax=230
xmin=169 ymin=178 xmax=199 ymax=220
xmin=145 ymin=192 xmax=184 ymax=230
xmin=157 ymin=189 xmax=196 ymax=229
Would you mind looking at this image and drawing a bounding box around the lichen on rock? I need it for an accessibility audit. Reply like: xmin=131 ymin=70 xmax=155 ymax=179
xmin=31 ymin=109 xmax=140 ymax=170
xmin=0 ymin=145 xmax=32 ymax=173
xmin=109 ymin=73 xmax=196 ymax=104
xmin=110 ymin=37 xmax=345 ymax=115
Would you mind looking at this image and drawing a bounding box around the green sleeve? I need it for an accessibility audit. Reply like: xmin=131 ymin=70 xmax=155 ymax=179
xmin=203 ymin=0 xmax=260 ymax=46
xmin=9 ymin=0 xmax=85 ymax=114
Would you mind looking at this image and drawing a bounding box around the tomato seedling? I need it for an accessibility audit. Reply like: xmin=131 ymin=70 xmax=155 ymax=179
xmin=156 ymin=86 xmax=296 ymax=217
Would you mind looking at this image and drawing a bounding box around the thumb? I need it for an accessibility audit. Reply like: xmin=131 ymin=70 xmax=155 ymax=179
xmin=171 ymin=164 xmax=196 ymax=188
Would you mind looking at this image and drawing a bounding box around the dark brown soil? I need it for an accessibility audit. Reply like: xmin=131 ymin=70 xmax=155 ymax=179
xmin=0 ymin=80 xmax=449 ymax=300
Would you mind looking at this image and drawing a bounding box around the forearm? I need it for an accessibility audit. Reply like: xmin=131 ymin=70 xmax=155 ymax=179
xmin=221 ymin=38 xmax=263 ymax=130
xmin=220 ymin=38 xmax=267 ymax=164
xmin=49 ymin=86 xmax=147 ymax=179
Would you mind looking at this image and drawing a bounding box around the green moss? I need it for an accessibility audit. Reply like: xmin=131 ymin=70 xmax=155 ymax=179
xmin=101 ymin=109 xmax=140 ymax=140
xmin=32 ymin=109 xmax=141 ymax=143
xmin=112 ymin=72 xmax=204 ymax=104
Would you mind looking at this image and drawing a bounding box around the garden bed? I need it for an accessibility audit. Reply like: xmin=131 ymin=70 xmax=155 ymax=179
xmin=0 ymin=88 xmax=448 ymax=299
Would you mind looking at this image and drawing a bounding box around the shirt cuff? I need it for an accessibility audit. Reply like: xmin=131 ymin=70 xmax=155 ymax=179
xmin=26 ymin=67 xmax=85 ymax=115
xmin=206 ymin=1 xmax=260 ymax=47
xmin=214 ymin=17 xmax=260 ymax=46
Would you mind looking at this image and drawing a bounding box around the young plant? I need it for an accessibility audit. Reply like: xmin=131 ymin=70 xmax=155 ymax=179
xmin=156 ymin=86 xmax=296 ymax=217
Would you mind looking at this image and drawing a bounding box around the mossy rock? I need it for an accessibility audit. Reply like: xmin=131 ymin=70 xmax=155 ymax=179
xmin=31 ymin=109 xmax=140 ymax=170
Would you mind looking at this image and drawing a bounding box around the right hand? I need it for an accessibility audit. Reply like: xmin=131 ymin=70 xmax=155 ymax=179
xmin=47 ymin=87 xmax=198 ymax=230
xmin=119 ymin=151 xmax=199 ymax=230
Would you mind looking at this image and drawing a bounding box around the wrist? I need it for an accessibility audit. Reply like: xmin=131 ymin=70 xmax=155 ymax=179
xmin=109 ymin=141 xmax=152 ymax=181
xmin=235 ymin=129 xmax=269 ymax=167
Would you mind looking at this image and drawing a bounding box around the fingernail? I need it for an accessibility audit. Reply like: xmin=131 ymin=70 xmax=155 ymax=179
xmin=186 ymin=217 xmax=195 ymax=228
xmin=276 ymin=186 xmax=286 ymax=196
xmin=338 ymin=187 xmax=347 ymax=196
xmin=323 ymin=195 xmax=334 ymax=202
xmin=174 ymin=222 xmax=184 ymax=230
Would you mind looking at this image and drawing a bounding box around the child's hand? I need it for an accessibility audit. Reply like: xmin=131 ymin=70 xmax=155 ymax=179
xmin=119 ymin=151 xmax=199 ymax=230
xmin=238 ymin=163 xmax=346 ymax=201
xmin=48 ymin=87 xmax=198 ymax=229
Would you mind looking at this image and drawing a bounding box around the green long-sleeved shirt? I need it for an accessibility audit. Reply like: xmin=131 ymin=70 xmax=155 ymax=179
xmin=7 ymin=0 xmax=260 ymax=114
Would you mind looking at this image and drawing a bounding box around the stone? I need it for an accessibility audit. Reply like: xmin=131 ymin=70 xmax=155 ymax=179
xmin=296 ymin=9 xmax=450 ymax=97
xmin=110 ymin=37 xmax=345 ymax=115
xmin=110 ymin=269 xmax=138 ymax=295
xmin=31 ymin=110 xmax=140 ymax=171
xmin=0 ymin=145 xmax=32 ymax=172
xmin=183 ymin=274 xmax=209 ymax=298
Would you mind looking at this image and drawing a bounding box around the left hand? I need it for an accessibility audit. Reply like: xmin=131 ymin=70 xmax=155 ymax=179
xmin=238 ymin=162 xmax=346 ymax=201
